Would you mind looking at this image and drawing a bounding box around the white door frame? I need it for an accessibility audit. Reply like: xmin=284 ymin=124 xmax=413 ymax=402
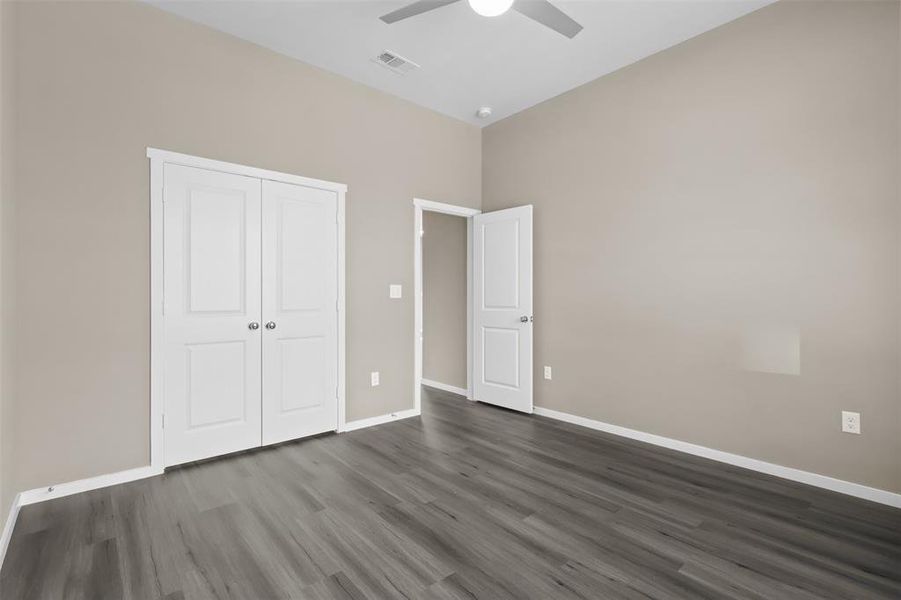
xmin=413 ymin=198 xmax=481 ymax=413
xmin=148 ymin=147 xmax=347 ymax=471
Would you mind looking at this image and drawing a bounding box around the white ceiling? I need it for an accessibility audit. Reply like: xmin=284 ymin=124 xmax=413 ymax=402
xmin=148 ymin=0 xmax=775 ymax=126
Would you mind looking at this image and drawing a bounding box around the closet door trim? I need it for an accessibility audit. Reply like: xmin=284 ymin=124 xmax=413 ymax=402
xmin=148 ymin=148 xmax=347 ymax=472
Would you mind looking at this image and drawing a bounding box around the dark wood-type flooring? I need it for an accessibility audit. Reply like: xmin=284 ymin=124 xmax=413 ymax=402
xmin=2 ymin=386 xmax=900 ymax=599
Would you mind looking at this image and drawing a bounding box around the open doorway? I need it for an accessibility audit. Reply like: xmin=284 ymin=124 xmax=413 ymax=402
xmin=422 ymin=210 xmax=468 ymax=395
xmin=413 ymin=198 xmax=534 ymax=415
xmin=413 ymin=199 xmax=479 ymax=411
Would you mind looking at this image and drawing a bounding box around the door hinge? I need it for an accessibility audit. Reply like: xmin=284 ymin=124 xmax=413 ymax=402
xmin=161 ymin=413 xmax=166 ymax=429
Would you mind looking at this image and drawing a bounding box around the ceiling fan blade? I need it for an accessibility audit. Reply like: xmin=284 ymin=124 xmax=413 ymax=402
xmin=514 ymin=0 xmax=583 ymax=38
xmin=380 ymin=0 xmax=462 ymax=24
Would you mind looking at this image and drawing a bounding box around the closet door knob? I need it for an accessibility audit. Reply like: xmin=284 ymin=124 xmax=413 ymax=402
xmin=248 ymin=322 xmax=260 ymax=330
xmin=265 ymin=321 xmax=277 ymax=330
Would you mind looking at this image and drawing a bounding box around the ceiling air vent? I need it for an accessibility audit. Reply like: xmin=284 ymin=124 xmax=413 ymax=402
xmin=374 ymin=50 xmax=420 ymax=75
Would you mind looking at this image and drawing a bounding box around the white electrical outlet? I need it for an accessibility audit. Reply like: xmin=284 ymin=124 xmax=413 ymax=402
xmin=389 ymin=284 xmax=402 ymax=299
xmin=841 ymin=411 xmax=860 ymax=434
xmin=371 ymin=371 xmax=380 ymax=387
xmin=544 ymin=366 xmax=552 ymax=380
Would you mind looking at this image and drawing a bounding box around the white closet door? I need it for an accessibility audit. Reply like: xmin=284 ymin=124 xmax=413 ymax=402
xmin=472 ymin=205 xmax=533 ymax=413
xmin=163 ymin=164 xmax=262 ymax=466
xmin=261 ymin=180 xmax=339 ymax=445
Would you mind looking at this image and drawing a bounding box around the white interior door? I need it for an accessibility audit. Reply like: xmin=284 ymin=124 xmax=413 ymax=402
xmin=472 ymin=205 xmax=533 ymax=413
xmin=163 ymin=164 xmax=262 ymax=466
xmin=261 ymin=180 xmax=339 ymax=445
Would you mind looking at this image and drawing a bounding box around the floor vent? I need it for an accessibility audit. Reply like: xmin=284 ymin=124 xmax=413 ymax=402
xmin=374 ymin=50 xmax=420 ymax=75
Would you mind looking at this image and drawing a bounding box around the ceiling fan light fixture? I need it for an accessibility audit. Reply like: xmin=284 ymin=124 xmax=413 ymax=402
xmin=468 ymin=0 xmax=515 ymax=17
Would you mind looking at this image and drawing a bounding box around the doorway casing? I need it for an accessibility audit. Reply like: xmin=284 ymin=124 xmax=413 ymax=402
xmin=413 ymin=198 xmax=480 ymax=413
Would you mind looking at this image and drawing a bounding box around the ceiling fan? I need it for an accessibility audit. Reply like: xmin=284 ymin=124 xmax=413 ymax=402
xmin=380 ymin=0 xmax=583 ymax=39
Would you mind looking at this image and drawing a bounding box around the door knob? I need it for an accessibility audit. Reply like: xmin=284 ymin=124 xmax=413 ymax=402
xmin=265 ymin=321 xmax=277 ymax=330
xmin=248 ymin=322 xmax=260 ymax=330
xmin=520 ymin=316 xmax=529 ymax=323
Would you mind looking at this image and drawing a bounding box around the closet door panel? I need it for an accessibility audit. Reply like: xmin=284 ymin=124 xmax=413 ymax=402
xmin=262 ymin=180 xmax=338 ymax=444
xmin=162 ymin=164 xmax=263 ymax=466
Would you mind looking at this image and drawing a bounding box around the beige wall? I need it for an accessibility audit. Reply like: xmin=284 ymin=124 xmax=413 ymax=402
xmin=4 ymin=0 xmax=899 ymax=501
xmin=0 ymin=0 xmax=16 ymax=520
xmin=9 ymin=0 xmax=480 ymax=493
xmin=422 ymin=211 xmax=468 ymax=389
xmin=483 ymin=0 xmax=901 ymax=492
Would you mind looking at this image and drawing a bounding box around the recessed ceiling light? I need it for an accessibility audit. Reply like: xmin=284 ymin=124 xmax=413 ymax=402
xmin=476 ymin=107 xmax=493 ymax=119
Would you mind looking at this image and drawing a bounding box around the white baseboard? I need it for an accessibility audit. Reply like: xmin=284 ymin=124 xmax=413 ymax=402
xmin=534 ymin=406 xmax=901 ymax=509
xmin=0 ymin=492 xmax=22 ymax=572
xmin=1 ymin=408 xmax=423 ymax=569
xmin=12 ymin=407 xmax=423 ymax=509
xmin=421 ymin=379 xmax=469 ymax=397
xmin=18 ymin=465 xmax=163 ymax=507
xmin=341 ymin=408 xmax=420 ymax=433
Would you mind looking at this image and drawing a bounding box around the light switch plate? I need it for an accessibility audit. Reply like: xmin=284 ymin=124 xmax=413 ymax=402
xmin=371 ymin=371 xmax=380 ymax=387
xmin=544 ymin=366 xmax=552 ymax=380
xmin=389 ymin=284 xmax=402 ymax=299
